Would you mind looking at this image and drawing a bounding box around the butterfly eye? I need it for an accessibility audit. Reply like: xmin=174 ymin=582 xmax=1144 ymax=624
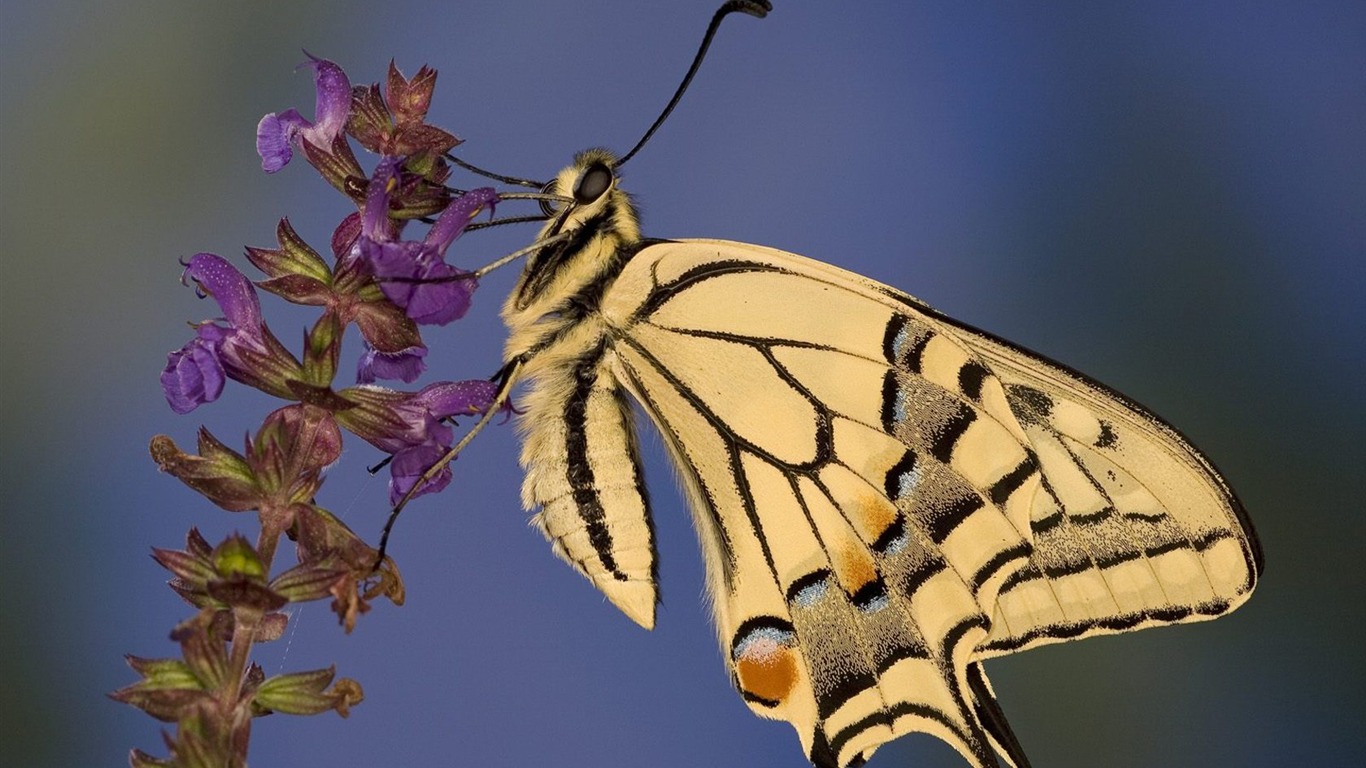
xmin=538 ymin=179 xmax=561 ymax=217
xmin=573 ymin=162 xmax=614 ymax=204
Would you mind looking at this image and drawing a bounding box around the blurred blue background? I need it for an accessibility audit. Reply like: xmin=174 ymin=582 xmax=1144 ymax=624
xmin=2 ymin=1 xmax=1362 ymax=766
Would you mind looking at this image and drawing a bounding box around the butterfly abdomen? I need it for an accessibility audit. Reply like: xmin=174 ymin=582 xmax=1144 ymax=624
xmin=503 ymin=153 xmax=664 ymax=628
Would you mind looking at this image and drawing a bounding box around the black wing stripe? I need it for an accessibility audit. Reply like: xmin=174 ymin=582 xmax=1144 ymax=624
xmin=879 ymin=369 xmax=901 ymax=432
xmin=971 ymin=542 xmax=1032 ymax=591
xmin=988 ymin=452 xmax=1038 ymax=507
xmin=902 ymin=332 xmax=932 ymax=374
xmin=999 ymin=529 xmax=1239 ymax=589
xmin=815 ymin=667 xmax=880 ymax=721
xmin=883 ymin=449 xmax=920 ymax=502
xmin=923 ymin=489 xmax=985 ymax=545
xmin=882 ymin=315 xmax=912 ymax=365
xmin=927 ymin=402 xmax=977 ymax=464
xmin=982 ymin=595 xmax=1236 ymax=654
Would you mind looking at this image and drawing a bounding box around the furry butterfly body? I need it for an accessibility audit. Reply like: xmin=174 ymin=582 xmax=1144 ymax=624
xmin=495 ymin=149 xmax=1261 ymax=767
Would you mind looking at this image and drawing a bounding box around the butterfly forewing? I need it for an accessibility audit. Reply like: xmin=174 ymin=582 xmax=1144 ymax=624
xmin=944 ymin=321 xmax=1261 ymax=656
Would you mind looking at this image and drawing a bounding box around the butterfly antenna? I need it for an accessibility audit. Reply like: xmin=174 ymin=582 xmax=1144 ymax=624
xmin=616 ymin=0 xmax=772 ymax=167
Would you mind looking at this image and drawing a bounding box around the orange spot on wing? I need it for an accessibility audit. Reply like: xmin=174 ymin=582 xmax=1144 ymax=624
xmin=735 ymin=638 xmax=798 ymax=704
xmin=836 ymin=543 xmax=879 ymax=595
xmin=854 ymin=491 xmax=898 ymax=539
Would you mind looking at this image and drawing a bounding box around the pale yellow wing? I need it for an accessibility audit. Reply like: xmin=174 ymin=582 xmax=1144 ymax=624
xmin=594 ymin=238 xmax=1259 ymax=768
xmin=947 ymin=319 xmax=1261 ymax=658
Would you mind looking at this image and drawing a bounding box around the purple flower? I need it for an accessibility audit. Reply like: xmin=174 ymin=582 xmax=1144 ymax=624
xmin=356 ymin=342 xmax=426 ymax=384
xmin=356 ymin=159 xmax=496 ymax=326
xmin=335 ymin=379 xmax=497 ymax=503
xmin=256 ymin=54 xmax=352 ymax=173
xmin=160 ymin=254 xmax=300 ymax=412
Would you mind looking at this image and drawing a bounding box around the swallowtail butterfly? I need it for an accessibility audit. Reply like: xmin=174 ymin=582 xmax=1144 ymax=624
xmin=417 ymin=3 xmax=1262 ymax=765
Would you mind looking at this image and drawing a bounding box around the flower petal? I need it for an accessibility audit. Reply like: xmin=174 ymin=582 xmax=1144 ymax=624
xmin=183 ymin=254 xmax=263 ymax=337
xmin=298 ymin=55 xmax=352 ymax=149
xmin=161 ymin=338 xmax=226 ymax=414
xmin=356 ymin=343 xmax=427 ymax=384
xmin=361 ymin=157 xmax=402 ymax=241
xmin=424 ymin=187 xmax=497 ymax=254
xmin=413 ymin=379 xmax=497 ymax=420
xmin=255 ymin=55 xmax=352 ymax=173
xmin=403 ymin=263 xmax=475 ymax=326
xmin=255 ymin=109 xmax=306 ymax=173
xmin=387 ymin=442 xmax=452 ymax=505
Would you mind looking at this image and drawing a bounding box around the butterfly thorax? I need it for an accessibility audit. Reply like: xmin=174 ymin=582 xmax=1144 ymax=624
xmin=501 ymin=149 xmax=642 ymax=368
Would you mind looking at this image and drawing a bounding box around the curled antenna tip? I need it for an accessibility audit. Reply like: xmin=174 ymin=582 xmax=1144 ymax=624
xmin=617 ymin=1 xmax=772 ymax=167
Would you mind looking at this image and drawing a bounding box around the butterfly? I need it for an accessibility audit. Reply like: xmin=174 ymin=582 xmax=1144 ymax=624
xmin=435 ymin=3 xmax=1262 ymax=766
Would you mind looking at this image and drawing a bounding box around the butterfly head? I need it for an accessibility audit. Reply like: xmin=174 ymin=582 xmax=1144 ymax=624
xmin=535 ymin=148 xmax=640 ymax=244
